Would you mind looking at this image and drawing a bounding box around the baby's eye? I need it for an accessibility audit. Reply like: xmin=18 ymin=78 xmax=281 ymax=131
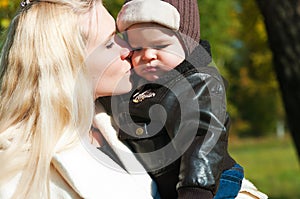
xmin=131 ymin=47 xmax=143 ymax=52
xmin=153 ymin=44 xmax=169 ymax=49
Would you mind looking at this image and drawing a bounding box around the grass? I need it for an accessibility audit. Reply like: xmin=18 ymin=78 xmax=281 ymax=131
xmin=229 ymin=135 xmax=300 ymax=199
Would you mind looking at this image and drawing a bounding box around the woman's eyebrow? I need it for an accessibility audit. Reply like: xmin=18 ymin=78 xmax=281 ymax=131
xmin=102 ymin=31 xmax=116 ymax=44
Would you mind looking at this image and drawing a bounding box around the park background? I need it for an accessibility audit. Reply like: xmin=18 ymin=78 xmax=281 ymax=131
xmin=0 ymin=0 xmax=299 ymax=198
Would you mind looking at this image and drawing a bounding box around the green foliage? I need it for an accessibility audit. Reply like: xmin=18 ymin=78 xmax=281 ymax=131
xmin=0 ymin=0 xmax=19 ymax=49
xmin=0 ymin=0 xmax=19 ymax=29
xmin=103 ymin=0 xmax=123 ymax=18
xmin=227 ymin=0 xmax=284 ymax=136
xmin=198 ymin=0 xmax=239 ymax=67
xmin=198 ymin=0 xmax=284 ymax=136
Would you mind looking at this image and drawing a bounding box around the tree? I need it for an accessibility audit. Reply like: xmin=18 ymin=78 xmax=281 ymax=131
xmin=256 ymin=0 xmax=300 ymax=159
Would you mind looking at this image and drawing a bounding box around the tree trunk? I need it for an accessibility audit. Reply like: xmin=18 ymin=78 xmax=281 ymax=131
xmin=256 ymin=0 xmax=300 ymax=160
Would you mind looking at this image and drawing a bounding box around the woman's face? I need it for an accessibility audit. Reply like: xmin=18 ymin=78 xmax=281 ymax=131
xmin=84 ymin=3 xmax=133 ymax=98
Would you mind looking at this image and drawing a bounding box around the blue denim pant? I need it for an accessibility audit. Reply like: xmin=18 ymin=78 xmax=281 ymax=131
xmin=214 ymin=163 xmax=244 ymax=199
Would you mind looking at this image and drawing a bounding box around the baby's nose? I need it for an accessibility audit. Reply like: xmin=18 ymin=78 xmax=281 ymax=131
xmin=142 ymin=48 xmax=157 ymax=60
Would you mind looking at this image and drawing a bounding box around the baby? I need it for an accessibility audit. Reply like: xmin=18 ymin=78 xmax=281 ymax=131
xmin=114 ymin=0 xmax=244 ymax=198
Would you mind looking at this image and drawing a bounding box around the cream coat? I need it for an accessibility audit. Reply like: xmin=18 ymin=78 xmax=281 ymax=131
xmin=0 ymin=103 xmax=157 ymax=199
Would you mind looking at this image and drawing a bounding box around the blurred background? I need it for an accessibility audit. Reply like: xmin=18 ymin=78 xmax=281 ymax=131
xmin=1 ymin=0 xmax=299 ymax=198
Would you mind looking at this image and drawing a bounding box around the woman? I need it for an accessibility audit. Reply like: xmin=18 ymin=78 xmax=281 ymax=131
xmin=0 ymin=0 xmax=159 ymax=198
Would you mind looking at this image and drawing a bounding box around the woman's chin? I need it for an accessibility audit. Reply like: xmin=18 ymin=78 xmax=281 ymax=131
xmin=113 ymin=79 xmax=133 ymax=95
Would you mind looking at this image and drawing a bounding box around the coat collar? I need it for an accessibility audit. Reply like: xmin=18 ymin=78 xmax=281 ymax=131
xmin=52 ymin=103 xmax=157 ymax=198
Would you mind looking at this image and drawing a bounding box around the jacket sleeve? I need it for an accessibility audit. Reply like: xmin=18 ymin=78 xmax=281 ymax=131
xmin=163 ymin=67 xmax=228 ymax=198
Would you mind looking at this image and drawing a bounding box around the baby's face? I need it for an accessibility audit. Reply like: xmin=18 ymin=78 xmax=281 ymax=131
xmin=126 ymin=23 xmax=185 ymax=81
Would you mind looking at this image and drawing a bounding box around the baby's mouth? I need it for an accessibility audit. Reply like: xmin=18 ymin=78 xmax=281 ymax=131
xmin=144 ymin=66 xmax=158 ymax=72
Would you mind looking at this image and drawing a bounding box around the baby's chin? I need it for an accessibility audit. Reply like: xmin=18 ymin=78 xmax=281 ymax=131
xmin=141 ymin=73 xmax=160 ymax=82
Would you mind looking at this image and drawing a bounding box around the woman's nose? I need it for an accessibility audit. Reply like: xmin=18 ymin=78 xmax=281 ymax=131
xmin=142 ymin=48 xmax=157 ymax=61
xmin=116 ymin=34 xmax=133 ymax=60
xmin=120 ymin=47 xmax=132 ymax=60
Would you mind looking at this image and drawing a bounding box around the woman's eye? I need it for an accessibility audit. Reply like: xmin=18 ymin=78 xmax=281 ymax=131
xmin=105 ymin=41 xmax=114 ymax=49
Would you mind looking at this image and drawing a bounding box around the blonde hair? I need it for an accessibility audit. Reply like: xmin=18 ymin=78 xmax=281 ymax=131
xmin=0 ymin=0 xmax=101 ymax=198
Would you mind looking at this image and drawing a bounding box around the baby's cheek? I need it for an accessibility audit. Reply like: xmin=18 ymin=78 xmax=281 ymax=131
xmin=131 ymin=55 xmax=140 ymax=68
xmin=133 ymin=65 xmax=142 ymax=75
xmin=168 ymin=55 xmax=184 ymax=68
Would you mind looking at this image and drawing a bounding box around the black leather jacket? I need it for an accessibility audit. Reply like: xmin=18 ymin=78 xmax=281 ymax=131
xmin=100 ymin=42 xmax=236 ymax=199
